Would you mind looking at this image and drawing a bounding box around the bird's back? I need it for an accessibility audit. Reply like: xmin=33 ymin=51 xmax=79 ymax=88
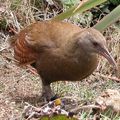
xmin=12 ymin=20 xmax=81 ymax=65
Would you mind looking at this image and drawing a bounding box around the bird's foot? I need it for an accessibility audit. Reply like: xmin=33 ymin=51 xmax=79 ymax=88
xmin=41 ymin=85 xmax=56 ymax=102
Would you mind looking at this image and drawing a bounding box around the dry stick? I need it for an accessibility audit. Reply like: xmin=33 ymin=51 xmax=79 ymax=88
xmin=21 ymin=102 xmax=41 ymax=120
xmin=95 ymin=72 xmax=120 ymax=82
xmin=26 ymin=65 xmax=38 ymax=75
xmin=23 ymin=101 xmax=101 ymax=119
xmin=24 ymin=98 xmax=57 ymax=113
xmin=8 ymin=25 xmax=18 ymax=34
xmin=1 ymin=53 xmax=38 ymax=75
xmin=70 ymin=104 xmax=101 ymax=113
xmin=0 ymin=54 xmax=18 ymax=63
xmin=23 ymin=100 xmax=60 ymax=120
xmin=23 ymin=102 xmax=101 ymax=120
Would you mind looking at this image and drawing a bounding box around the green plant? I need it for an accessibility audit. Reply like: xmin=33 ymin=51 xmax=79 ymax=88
xmin=52 ymin=0 xmax=120 ymax=32
xmin=52 ymin=0 xmax=107 ymax=21
xmin=94 ymin=4 xmax=120 ymax=31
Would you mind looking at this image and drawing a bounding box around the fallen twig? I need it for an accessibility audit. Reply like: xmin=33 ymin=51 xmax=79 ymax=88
xmin=22 ymin=99 xmax=69 ymax=120
xmin=21 ymin=99 xmax=102 ymax=120
xmin=0 ymin=54 xmax=18 ymax=63
xmin=70 ymin=104 xmax=101 ymax=113
xmin=95 ymin=72 xmax=120 ymax=82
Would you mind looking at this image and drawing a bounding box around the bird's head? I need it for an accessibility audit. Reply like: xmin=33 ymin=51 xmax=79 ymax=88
xmin=76 ymin=28 xmax=117 ymax=68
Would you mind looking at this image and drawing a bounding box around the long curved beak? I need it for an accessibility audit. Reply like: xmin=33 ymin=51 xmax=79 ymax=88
xmin=98 ymin=46 xmax=117 ymax=69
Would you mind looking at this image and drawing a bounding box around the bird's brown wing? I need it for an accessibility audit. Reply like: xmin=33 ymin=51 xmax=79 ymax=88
xmin=13 ymin=22 xmax=56 ymax=65
xmin=12 ymin=20 xmax=81 ymax=65
xmin=13 ymin=31 xmax=37 ymax=65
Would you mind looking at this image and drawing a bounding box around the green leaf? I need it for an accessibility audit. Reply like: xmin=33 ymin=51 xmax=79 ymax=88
xmin=40 ymin=115 xmax=78 ymax=120
xmin=93 ymin=5 xmax=120 ymax=31
xmin=52 ymin=0 xmax=107 ymax=21
xmin=109 ymin=0 xmax=120 ymax=5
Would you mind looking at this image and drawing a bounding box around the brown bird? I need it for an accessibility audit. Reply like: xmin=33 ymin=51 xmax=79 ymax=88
xmin=11 ymin=20 xmax=117 ymax=101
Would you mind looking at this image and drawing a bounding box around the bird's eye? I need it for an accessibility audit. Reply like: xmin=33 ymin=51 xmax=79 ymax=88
xmin=93 ymin=42 xmax=98 ymax=46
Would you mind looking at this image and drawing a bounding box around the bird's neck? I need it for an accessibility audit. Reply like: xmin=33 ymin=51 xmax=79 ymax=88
xmin=63 ymin=39 xmax=96 ymax=60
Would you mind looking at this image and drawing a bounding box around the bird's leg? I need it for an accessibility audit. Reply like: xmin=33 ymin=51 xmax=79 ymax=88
xmin=41 ymin=82 xmax=55 ymax=102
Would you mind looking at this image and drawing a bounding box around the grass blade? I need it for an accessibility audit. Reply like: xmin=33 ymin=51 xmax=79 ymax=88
xmin=93 ymin=5 xmax=120 ymax=31
xmin=52 ymin=0 xmax=107 ymax=21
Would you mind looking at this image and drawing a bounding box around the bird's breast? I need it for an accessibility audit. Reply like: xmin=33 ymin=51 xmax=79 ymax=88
xmin=36 ymin=50 xmax=98 ymax=83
